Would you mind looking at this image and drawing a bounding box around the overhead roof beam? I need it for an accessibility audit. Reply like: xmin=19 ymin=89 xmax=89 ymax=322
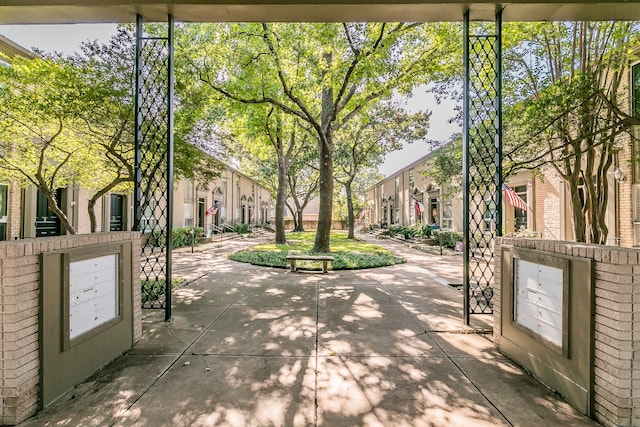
xmin=1 ymin=1 xmax=640 ymax=24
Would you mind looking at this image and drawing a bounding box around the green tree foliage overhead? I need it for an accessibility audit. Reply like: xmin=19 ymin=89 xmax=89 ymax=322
xmin=422 ymin=134 xmax=462 ymax=198
xmin=177 ymin=22 xmax=460 ymax=252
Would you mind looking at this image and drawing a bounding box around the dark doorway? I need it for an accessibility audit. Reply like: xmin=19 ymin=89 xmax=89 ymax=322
xmin=429 ymin=197 xmax=439 ymax=225
xmin=109 ymin=194 xmax=125 ymax=231
xmin=36 ymin=189 xmax=62 ymax=237
xmin=198 ymin=197 xmax=206 ymax=228
xmin=0 ymin=184 xmax=7 ymax=241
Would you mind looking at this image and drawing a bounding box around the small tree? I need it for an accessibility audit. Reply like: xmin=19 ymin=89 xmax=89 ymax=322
xmin=286 ymin=151 xmax=319 ymax=232
xmin=502 ymin=21 xmax=640 ymax=244
xmin=0 ymin=54 xmax=98 ymax=234
xmin=334 ymin=101 xmax=430 ymax=238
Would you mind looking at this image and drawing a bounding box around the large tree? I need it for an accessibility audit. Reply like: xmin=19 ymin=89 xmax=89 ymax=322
xmin=222 ymin=106 xmax=313 ymax=243
xmin=70 ymin=28 xmax=136 ymax=232
xmin=178 ymin=22 xmax=459 ymax=252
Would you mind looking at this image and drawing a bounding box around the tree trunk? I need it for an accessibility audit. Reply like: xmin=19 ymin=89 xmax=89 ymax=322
xmin=313 ymin=134 xmax=333 ymax=253
xmin=88 ymin=197 xmax=98 ymax=233
xmin=46 ymin=191 xmax=77 ymax=235
xmin=345 ymin=180 xmax=355 ymax=239
xmin=312 ymin=53 xmax=334 ymax=253
xmin=285 ymin=201 xmax=298 ymax=232
xmin=274 ymin=158 xmax=287 ymax=244
xmin=296 ymin=209 xmax=305 ymax=232
xmin=568 ymin=179 xmax=586 ymax=242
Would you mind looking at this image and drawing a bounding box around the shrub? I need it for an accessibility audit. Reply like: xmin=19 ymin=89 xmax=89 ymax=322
xmin=234 ymin=223 xmax=250 ymax=234
xmin=388 ymin=224 xmax=404 ymax=237
xmin=228 ymin=250 xmax=405 ymax=270
xmin=172 ymin=227 xmax=204 ymax=248
xmin=432 ymin=231 xmax=463 ymax=248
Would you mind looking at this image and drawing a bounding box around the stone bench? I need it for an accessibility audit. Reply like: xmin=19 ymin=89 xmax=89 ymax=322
xmin=285 ymin=254 xmax=335 ymax=273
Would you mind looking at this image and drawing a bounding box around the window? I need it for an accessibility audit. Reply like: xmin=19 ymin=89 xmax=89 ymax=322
xmin=184 ymin=180 xmax=193 ymax=202
xmin=394 ymin=176 xmax=400 ymax=198
xmin=442 ymin=200 xmax=453 ymax=229
xmin=236 ymin=177 xmax=241 ymax=208
xmin=183 ymin=203 xmax=194 ymax=227
xmin=394 ymin=177 xmax=400 ymax=224
xmin=514 ymin=185 xmax=528 ymax=231
xmin=634 ymin=129 xmax=640 ymax=184
xmin=409 ymin=169 xmax=414 ymax=190
xmin=141 ymin=199 xmax=156 ymax=233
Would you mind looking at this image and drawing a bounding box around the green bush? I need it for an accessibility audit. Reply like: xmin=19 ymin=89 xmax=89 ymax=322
xmin=149 ymin=227 xmax=204 ymax=248
xmin=421 ymin=224 xmax=433 ymax=237
xmin=234 ymin=223 xmax=250 ymax=234
xmin=388 ymin=224 xmax=404 ymax=237
xmin=228 ymin=250 xmax=405 ymax=270
xmin=172 ymin=227 xmax=204 ymax=248
xmin=432 ymin=231 xmax=463 ymax=248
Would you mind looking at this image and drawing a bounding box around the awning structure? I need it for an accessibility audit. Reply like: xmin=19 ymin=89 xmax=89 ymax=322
xmin=1 ymin=1 xmax=640 ymax=24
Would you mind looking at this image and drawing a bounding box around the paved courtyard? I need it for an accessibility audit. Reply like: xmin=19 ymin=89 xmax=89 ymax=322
xmin=20 ymin=234 xmax=599 ymax=426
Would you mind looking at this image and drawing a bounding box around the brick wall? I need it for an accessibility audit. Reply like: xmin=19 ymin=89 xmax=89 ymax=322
xmin=496 ymin=237 xmax=640 ymax=427
xmin=75 ymin=187 xmax=103 ymax=234
xmin=532 ymin=170 xmax=563 ymax=240
xmin=0 ymin=232 xmax=141 ymax=425
xmin=8 ymin=183 xmax=21 ymax=241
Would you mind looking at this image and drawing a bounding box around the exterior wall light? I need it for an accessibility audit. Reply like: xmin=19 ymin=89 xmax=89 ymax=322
xmin=613 ymin=168 xmax=626 ymax=182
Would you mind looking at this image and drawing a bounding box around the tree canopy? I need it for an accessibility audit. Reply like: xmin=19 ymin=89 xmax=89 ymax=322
xmin=177 ymin=22 xmax=459 ymax=250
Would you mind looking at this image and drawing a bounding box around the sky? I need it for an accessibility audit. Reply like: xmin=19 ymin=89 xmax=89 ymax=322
xmin=0 ymin=23 xmax=461 ymax=177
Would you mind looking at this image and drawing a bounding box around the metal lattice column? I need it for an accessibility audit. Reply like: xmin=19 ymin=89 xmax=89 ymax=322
xmin=134 ymin=14 xmax=175 ymax=320
xmin=463 ymin=10 xmax=503 ymax=325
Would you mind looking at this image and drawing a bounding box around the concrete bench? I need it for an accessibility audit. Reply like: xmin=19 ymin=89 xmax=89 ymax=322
xmin=285 ymin=254 xmax=335 ymax=273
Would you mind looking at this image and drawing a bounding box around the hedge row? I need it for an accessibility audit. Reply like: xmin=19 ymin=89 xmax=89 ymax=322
xmin=387 ymin=224 xmax=463 ymax=249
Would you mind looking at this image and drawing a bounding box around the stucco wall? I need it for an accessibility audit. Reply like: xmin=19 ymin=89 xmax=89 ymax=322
xmin=0 ymin=232 xmax=141 ymax=425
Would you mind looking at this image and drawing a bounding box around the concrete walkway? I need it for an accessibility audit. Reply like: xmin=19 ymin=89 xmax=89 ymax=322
xmin=21 ymin=234 xmax=599 ymax=426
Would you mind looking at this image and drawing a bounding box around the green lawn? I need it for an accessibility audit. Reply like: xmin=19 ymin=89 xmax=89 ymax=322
xmin=228 ymin=231 xmax=405 ymax=270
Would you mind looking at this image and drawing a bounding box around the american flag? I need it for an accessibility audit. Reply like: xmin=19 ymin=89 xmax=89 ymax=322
xmin=410 ymin=195 xmax=424 ymax=215
xmin=502 ymin=184 xmax=528 ymax=211
xmin=206 ymin=200 xmax=220 ymax=216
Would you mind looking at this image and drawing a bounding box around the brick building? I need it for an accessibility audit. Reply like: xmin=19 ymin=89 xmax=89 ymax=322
xmin=365 ymin=53 xmax=639 ymax=247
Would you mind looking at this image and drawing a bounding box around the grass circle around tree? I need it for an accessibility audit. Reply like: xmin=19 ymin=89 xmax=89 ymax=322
xmin=228 ymin=231 xmax=405 ymax=270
